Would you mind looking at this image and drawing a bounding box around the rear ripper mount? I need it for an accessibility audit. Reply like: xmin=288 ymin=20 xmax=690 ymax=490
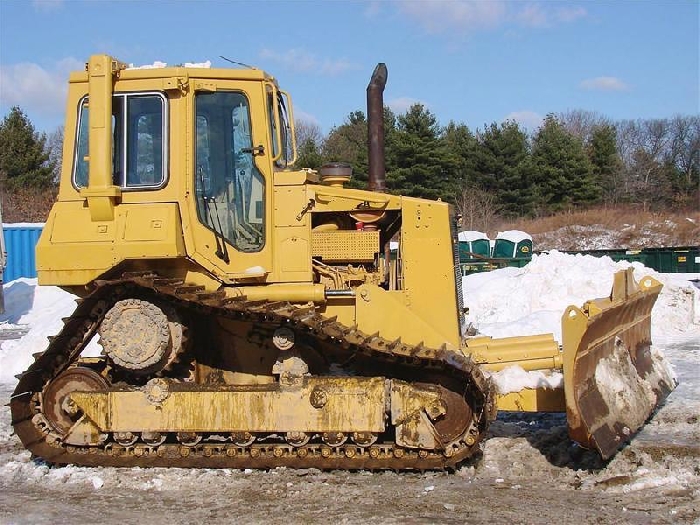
xmin=11 ymin=273 xmax=496 ymax=470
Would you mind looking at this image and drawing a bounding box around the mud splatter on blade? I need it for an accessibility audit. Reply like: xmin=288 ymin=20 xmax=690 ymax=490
xmin=561 ymin=269 xmax=676 ymax=460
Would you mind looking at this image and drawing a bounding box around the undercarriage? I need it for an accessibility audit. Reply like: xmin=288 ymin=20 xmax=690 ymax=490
xmin=11 ymin=273 xmax=496 ymax=470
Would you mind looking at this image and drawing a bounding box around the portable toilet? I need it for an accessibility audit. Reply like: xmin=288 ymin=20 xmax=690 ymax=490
xmin=458 ymin=231 xmax=491 ymax=261
xmin=493 ymin=230 xmax=533 ymax=259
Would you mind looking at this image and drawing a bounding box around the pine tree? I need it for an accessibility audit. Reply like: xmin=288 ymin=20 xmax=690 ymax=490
xmin=472 ymin=121 xmax=532 ymax=216
xmin=442 ymin=121 xmax=478 ymax=189
xmin=529 ymin=115 xmax=600 ymax=213
xmin=296 ymin=137 xmax=323 ymax=170
xmin=385 ymin=104 xmax=459 ymax=202
xmin=0 ymin=106 xmax=56 ymax=189
xmin=587 ymin=124 xmax=621 ymax=203
xmin=322 ymin=111 xmax=369 ymax=188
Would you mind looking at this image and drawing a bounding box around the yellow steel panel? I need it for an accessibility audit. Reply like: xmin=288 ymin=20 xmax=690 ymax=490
xmin=123 ymin=208 xmax=170 ymax=242
xmin=278 ymin=236 xmax=311 ymax=274
xmin=355 ymin=285 xmax=457 ymax=350
xmin=496 ymin=388 xmax=566 ymax=412
xmin=399 ymin=198 xmax=461 ymax=349
xmin=73 ymin=377 xmax=386 ymax=433
xmin=49 ymin=208 xmax=115 ymax=243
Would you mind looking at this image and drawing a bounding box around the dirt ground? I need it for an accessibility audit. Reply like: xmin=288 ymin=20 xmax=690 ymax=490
xmin=1 ymin=338 xmax=698 ymax=525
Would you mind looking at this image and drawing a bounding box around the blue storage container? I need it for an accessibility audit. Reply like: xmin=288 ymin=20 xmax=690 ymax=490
xmin=2 ymin=224 xmax=44 ymax=282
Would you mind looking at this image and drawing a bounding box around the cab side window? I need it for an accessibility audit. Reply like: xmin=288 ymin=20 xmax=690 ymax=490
xmin=195 ymin=91 xmax=265 ymax=252
xmin=73 ymin=93 xmax=167 ymax=189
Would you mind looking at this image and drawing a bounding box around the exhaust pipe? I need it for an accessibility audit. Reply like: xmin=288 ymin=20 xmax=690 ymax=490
xmin=367 ymin=63 xmax=387 ymax=193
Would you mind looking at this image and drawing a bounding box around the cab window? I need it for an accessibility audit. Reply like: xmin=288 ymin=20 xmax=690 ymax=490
xmin=73 ymin=92 xmax=167 ymax=189
xmin=195 ymin=91 xmax=265 ymax=253
xmin=267 ymin=90 xmax=292 ymax=169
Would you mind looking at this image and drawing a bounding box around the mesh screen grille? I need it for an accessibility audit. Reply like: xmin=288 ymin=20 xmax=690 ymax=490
xmin=449 ymin=210 xmax=465 ymax=335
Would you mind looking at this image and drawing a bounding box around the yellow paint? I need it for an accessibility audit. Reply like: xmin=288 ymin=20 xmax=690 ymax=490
xmin=71 ymin=377 xmax=387 ymax=433
xmin=496 ymin=389 xmax=566 ymax=412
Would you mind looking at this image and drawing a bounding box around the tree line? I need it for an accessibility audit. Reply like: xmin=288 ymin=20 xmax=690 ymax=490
xmin=1 ymin=104 xmax=697 ymax=225
xmin=297 ymin=106 xmax=699 ymax=229
xmin=0 ymin=107 xmax=62 ymax=221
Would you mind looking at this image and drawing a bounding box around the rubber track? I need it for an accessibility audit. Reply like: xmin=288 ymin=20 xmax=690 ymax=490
xmin=11 ymin=273 xmax=497 ymax=470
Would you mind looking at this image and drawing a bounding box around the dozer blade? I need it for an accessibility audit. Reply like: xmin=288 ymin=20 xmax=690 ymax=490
xmin=561 ymin=268 xmax=676 ymax=459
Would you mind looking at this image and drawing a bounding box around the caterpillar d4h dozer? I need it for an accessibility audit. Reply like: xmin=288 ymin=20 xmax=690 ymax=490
xmin=11 ymin=55 xmax=675 ymax=469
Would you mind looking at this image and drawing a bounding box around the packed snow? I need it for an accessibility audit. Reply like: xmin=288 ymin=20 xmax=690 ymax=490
xmin=462 ymin=250 xmax=698 ymax=344
xmin=494 ymin=230 xmax=532 ymax=243
xmin=126 ymin=61 xmax=212 ymax=70
xmin=457 ymin=231 xmax=488 ymax=242
xmin=0 ymin=251 xmax=698 ymax=513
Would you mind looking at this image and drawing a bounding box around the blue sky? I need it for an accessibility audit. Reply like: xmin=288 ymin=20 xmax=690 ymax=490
xmin=0 ymin=0 xmax=698 ymax=136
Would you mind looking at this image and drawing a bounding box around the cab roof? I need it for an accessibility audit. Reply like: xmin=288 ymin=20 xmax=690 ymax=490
xmin=69 ymin=58 xmax=277 ymax=85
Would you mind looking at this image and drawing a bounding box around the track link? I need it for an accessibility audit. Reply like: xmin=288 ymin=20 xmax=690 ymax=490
xmin=11 ymin=274 xmax=496 ymax=470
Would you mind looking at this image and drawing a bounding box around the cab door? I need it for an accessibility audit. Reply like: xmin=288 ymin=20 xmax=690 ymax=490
xmin=186 ymin=82 xmax=273 ymax=281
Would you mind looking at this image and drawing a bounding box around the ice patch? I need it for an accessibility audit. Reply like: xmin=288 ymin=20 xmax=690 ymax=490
xmin=90 ymin=476 xmax=104 ymax=489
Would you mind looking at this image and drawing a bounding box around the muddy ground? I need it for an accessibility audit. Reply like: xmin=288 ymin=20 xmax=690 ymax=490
xmin=1 ymin=338 xmax=698 ymax=525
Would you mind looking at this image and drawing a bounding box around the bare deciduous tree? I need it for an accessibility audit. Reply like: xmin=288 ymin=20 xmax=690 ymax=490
xmin=456 ymin=185 xmax=501 ymax=233
xmin=294 ymin=120 xmax=323 ymax=149
xmin=46 ymin=126 xmax=64 ymax=183
xmin=557 ymin=109 xmax=610 ymax=143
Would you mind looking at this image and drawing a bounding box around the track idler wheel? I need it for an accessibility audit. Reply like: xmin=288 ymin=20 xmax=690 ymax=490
xmin=99 ymin=298 xmax=188 ymax=375
xmin=42 ymin=367 xmax=110 ymax=435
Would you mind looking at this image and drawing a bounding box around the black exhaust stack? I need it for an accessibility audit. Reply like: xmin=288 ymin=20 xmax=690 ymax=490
xmin=367 ymin=63 xmax=387 ymax=193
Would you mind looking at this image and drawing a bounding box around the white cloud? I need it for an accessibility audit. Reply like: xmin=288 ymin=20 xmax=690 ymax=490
xmin=387 ymin=97 xmax=426 ymax=115
xmin=397 ymin=0 xmax=507 ymax=34
xmin=517 ymin=3 xmax=587 ymax=27
xmin=517 ymin=4 xmax=548 ymax=28
xmin=258 ymin=48 xmax=357 ymax=76
xmin=293 ymin=109 xmax=321 ymax=127
xmin=0 ymin=58 xmax=82 ymax=120
xmin=579 ymin=76 xmax=629 ymax=92
xmin=396 ymin=1 xmax=586 ymax=35
xmin=31 ymin=0 xmax=64 ymax=13
xmin=503 ymin=110 xmax=544 ymax=130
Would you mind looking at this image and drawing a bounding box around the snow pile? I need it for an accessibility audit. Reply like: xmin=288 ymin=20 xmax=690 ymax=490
xmin=183 ymin=61 xmax=212 ymax=68
xmin=127 ymin=61 xmax=168 ymax=69
xmin=490 ymin=367 xmax=563 ymax=394
xmin=462 ymin=250 xmax=699 ymax=344
xmin=0 ymin=279 xmax=78 ymax=383
xmin=0 ymin=278 xmax=102 ymax=383
xmin=127 ymin=61 xmax=212 ymax=70
xmin=458 ymin=231 xmax=489 ymax=242
xmin=495 ymin=230 xmax=532 ymax=243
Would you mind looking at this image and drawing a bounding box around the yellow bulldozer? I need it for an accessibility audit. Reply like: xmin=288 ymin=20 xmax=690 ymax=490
xmin=11 ymin=55 xmax=675 ymax=469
